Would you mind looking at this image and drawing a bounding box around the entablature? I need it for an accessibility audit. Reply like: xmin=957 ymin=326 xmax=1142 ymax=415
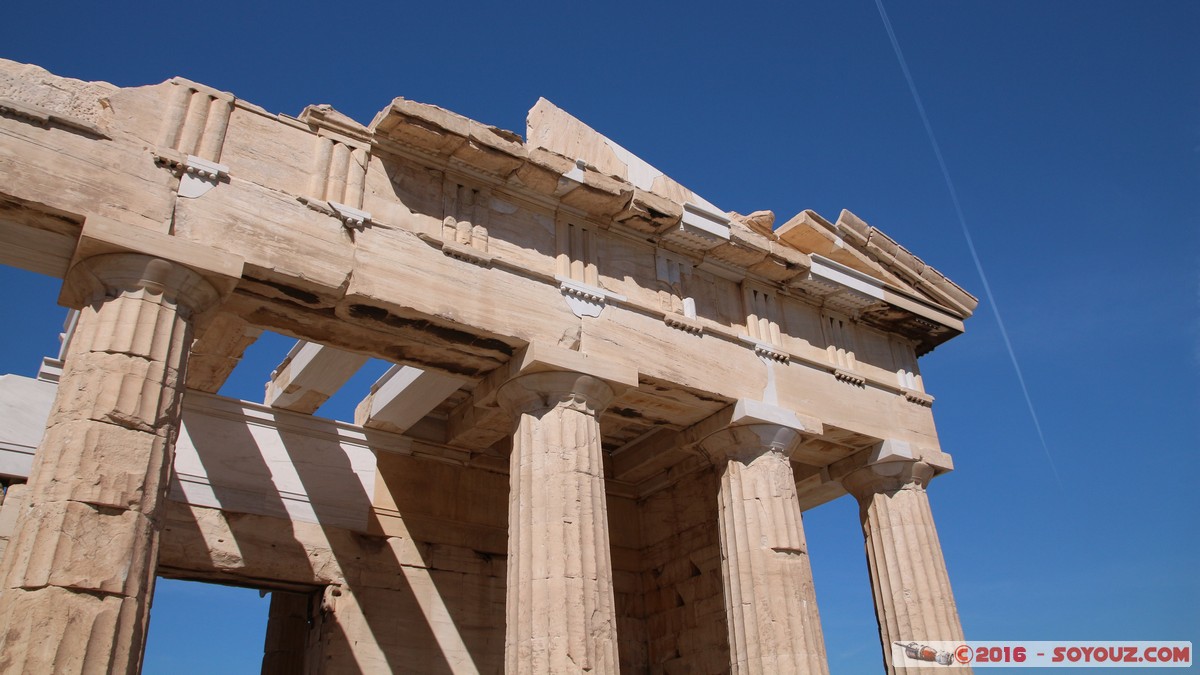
xmin=364 ymin=94 xmax=971 ymax=354
xmin=0 ymin=59 xmax=972 ymax=502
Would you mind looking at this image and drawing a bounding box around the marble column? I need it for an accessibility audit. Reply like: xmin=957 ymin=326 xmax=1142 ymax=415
xmin=700 ymin=403 xmax=829 ymax=675
xmin=497 ymin=370 xmax=619 ymax=675
xmin=842 ymin=459 xmax=970 ymax=675
xmin=261 ymin=591 xmax=314 ymax=675
xmin=0 ymin=254 xmax=222 ymax=674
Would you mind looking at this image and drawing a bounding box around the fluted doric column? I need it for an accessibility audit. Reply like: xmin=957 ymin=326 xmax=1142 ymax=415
xmin=497 ymin=370 xmax=620 ymax=674
xmin=699 ymin=401 xmax=829 ymax=675
xmin=842 ymin=458 xmax=970 ymax=675
xmin=0 ymin=253 xmax=223 ymax=674
xmin=261 ymin=591 xmax=315 ymax=674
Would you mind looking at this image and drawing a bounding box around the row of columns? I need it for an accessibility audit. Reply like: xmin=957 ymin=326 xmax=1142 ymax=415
xmin=495 ymin=370 xmax=969 ymax=674
xmin=0 ymin=252 xmax=968 ymax=674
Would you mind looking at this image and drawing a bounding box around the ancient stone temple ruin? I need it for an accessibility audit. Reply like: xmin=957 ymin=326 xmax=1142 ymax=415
xmin=0 ymin=58 xmax=977 ymax=673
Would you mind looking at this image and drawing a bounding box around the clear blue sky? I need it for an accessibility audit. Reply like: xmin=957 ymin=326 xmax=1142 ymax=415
xmin=1 ymin=2 xmax=1196 ymax=673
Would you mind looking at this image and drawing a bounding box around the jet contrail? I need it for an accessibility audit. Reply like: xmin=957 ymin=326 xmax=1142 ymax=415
xmin=874 ymin=0 xmax=1063 ymax=487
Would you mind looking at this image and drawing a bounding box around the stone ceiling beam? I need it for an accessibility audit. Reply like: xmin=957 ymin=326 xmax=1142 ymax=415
xmin=610 ymin=428 xmax=686 ymax=485
xmin=445 ymin=396 xmax=509 ymax=451
xmin=186 ymin=313 xmax=263 ymax=393
xmin=264 ymin=341 xmax=368 ymax=414
xmin=354 ymin=365 xmax=465 ymax=433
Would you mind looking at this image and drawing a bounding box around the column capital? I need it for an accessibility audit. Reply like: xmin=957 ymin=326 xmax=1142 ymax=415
xmin=841 ymin=459 xmax=935 ymax=501
xmin=483 ymin=341 xmax=637 ymax=415
xmin=64 ymin=253 xmax=223 ymax=319
xmin=698 ymin=399 xmax=821 ymax=464
xmin=700 ymin=424 xmax=801 ymax=464
xmin=58 ymin=216 xmax=243 ymax=321
xmin=496 ymin=370 xmax=615 ymax=417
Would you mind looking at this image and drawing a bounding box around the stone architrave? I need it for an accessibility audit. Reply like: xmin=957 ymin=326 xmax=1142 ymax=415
xmin=496 ymin=370 xmax=621 ymax=675
xmin=0 ymin=253 xmax=225 ymax=674
xmin=842 ymin=458 xmax=971 ymax=675
xmin=699 ymin=400 xmax=830 ymax=675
